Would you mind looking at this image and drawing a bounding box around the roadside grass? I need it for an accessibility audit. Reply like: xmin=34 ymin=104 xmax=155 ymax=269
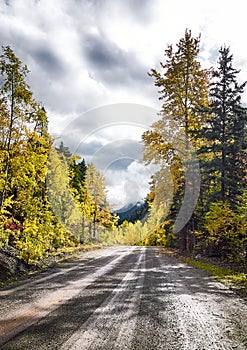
xmin=181 ymin=257 xmax=247 ymax=296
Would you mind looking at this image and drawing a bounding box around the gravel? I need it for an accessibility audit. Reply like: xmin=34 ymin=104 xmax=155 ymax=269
xmin=0 ymin=246 xmax=246 ymax=350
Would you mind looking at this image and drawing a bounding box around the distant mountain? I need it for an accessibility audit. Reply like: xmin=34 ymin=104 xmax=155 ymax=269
xmin=115 ymin=200 xmax=148 ymax=225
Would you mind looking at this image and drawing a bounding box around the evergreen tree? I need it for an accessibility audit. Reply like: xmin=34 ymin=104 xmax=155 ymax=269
xmin=201 ymin=46 xmax=247 ymax=207
xmin=55 ymin=141 xmax=72 ymax=163
xmin=70 ymin=158 xmax=87 ymax=202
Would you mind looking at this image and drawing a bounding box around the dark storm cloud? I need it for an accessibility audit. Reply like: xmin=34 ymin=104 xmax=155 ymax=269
xmin=50 ymin=103 xmax=158 ymax=183
xmin=0 ymin=0 xmax=157 ymax=118
xmin=31 ymin=48 xmax=66 ymax=77
xmin=74 ymin=138 xmax=142 ymax=165
xmin=123 ymin=0 xmax=154 ymax=22
xmin=58 ymin=104 xmax=158 ymax=150
xmin=74 ymin=140 xmax=103 ymax=156
xmin=88 ymin=0 xmax=153 ymax=23
xmin=84 ymin=33 xmax=150 ymax=87
xmin=54 ymin=134 xmax=143 ymax=173
xmin=85 ymin=35 xmax=119 ymax=69
xmin=87 ymin=0 xmax=153 ymax=21
xmin=85 ymin=139 xmax=143 ymax=171
xmin=108 ymin=158 xmax=134 ymax=171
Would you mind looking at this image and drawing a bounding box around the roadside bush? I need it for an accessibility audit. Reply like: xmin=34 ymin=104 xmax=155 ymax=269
xmin=145 ymin=226 xmax=167 ymax=246
xmin=204 ymin=201 xmax=244 ymax=261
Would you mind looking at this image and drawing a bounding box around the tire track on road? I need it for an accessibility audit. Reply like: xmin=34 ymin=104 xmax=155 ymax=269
xmin=0 ymin=246 xmax=136 ymax=347
xmin=60 ymin=247 xmax=146 ymax=350
xmin=0 ymin=247 xmax=120 ymax=297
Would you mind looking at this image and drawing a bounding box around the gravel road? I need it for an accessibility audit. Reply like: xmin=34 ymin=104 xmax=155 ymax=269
xmin=0 ymin=246 xmax=246 ymax=350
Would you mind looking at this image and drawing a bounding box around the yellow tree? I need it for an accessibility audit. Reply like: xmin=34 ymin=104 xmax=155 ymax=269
xmin=47 ymin=148 xmax=82 ymax=240
xmin=0 ymin=46 xmax=47 ymax=208
xmin=0 ymin=47 xmax=74 ymax=261
xmin=84 ymin=163 xmax=114 ymax=240
xmin=0 ymin=47 xmax=56 ymax=258
xmin=143 ymin=29 xmax=210 ymax=251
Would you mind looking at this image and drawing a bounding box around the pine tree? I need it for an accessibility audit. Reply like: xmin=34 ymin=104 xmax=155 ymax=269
xmin=70 ymin=158 xmax=87 ymax=202
xmin=201 ymin=46 xmax=247 ymax=207
xmin=55 ymin=141 xmax=72 ymax=163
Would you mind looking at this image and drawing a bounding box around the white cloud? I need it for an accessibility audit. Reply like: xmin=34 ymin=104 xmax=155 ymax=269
xmin=1 ymin=0 xmax=247 ymax=207
xmin=105 ymin=161 xmax=157 ymax=210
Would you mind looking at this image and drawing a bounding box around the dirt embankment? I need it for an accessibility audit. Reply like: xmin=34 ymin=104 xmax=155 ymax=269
xmin=0 ymin=244 xmax=103 ymax=285
xmin=0 ymin=246 xmax=29 ymax=283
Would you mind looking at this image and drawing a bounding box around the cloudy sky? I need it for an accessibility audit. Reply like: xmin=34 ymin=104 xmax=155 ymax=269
xmin=1 ymin=0 xmax=247 ymax=209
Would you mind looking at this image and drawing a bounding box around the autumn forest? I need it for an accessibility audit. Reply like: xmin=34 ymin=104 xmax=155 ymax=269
xmin=0 ymin=30 xmax=246 ymax=270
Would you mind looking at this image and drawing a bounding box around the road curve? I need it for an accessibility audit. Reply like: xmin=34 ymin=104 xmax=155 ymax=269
xmin=0 ymin=246 xmax=246 ymax=350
